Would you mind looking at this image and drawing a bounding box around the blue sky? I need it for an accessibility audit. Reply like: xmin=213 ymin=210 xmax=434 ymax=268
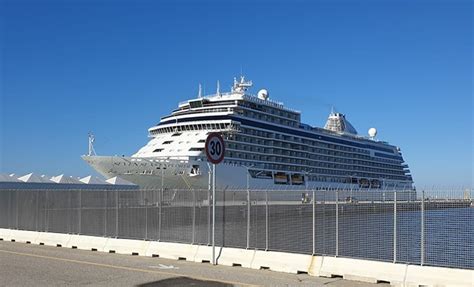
xmin=1 ymin=0 xmax=472 ymax=188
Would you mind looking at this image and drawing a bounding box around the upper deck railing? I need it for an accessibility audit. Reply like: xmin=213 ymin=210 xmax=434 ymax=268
xmin=179 ymin=92 xmax=300 ymax=114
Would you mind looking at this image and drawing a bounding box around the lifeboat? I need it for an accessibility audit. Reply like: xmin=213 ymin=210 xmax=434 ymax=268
xmin=359 ymin=178 xmax=370 ymax=188
xmin=274 ymin=172 xmax=288 ymax=184
xmin=291 ymin=174 xmax=304 ymax=185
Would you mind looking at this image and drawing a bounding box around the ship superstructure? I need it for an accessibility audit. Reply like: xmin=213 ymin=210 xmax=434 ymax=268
xmin=83 ymin=76 xmax=413 ymax=190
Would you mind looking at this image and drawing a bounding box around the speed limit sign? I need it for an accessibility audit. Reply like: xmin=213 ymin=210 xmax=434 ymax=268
xmin=205 ymin=133 xmax=225 ymax=164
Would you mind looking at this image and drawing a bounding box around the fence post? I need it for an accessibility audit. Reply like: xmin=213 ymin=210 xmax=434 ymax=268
xmin=35 ymin=190 xmax=39 ymax=231
xmin=393 ymin=190 xmax=397 ymax=263
xmin=160 ymin=167 xmax=165 ymax=242
xmin=7 ymin=190 xmax=11 ymax=229
xmin=192 ymin=189 xmax=195 ymax=244
xmin=421 ymin=190 xmax=425 ymax=266
xmin=158 ymin=188 xmax=163 ymax=241
xmin=265 ymin=189 xmax=269 ymax=251
xmin=335 ymin=189 xmax=339 ymax=257
xmin=45 ymin=189 xmax=49 ymax=232
xmin=312 ymin=189 xmax=315 ymax=255
xmin=322 ymin=190 xmax=326 ymax=253
xmin=104 ymin=190 xmax=107 ymax=237
xmin=15 ymin=190 xmax=19 ymax=230
xmin=67 ymin=190 xmax=71 ymax=234
xmin=145 ymin=190 xmax=148 ymax=240
xmin=115 ymin=190 xmax=119 ymax=238
xmin=246 ymin=187 xmax=250 ymax=250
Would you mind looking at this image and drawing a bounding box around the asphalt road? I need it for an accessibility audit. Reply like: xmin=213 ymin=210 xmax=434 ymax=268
xmin=0 ymin=240 xmax=386 ymax=286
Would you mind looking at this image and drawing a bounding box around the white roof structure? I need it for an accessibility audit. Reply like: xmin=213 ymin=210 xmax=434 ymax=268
xmin=79 ymin=175 xmax=109 ymax=185
xmin=106 ymin=176 xmax=136 ymax=186
xmin=0 ymin=174 xmax=21 ymax=182
xmin=50 ymin=174 xmax=82 ymax=184
xmin=18 ymin=173 xmax=54 ymax=183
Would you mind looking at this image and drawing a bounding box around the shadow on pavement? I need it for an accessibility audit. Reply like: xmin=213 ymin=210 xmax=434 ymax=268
xmin=137 ymin=276 xmax=234 ymax=287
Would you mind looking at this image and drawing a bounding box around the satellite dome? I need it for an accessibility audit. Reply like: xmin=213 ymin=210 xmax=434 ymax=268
xmin=257 ymin=89 xmax=269 ymax=100
xmin=368 ymin=128 xmax=377 ymax=138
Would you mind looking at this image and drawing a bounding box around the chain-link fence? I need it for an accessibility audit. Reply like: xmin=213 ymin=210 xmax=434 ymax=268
xmin=0 ymin=187 xmax=472 ymax=269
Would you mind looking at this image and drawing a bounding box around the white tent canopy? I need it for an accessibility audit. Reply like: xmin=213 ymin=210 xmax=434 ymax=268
xmin=50 ymin=174 xmax=82 ymax=184
xmin=79 ymin=175 xmax=109 ymax=185
xmin=106 ymin=176 xmax=136 ymax=186
xmin=0 ymin=174 xmax=20 ymax=182
xmin=18 ymin=173 xmax=54 ymax=183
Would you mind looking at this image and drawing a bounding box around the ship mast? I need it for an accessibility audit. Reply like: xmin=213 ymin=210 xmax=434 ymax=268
xmin=88 ymin=133 xmax=96 ymax=156
xmin=231 ymin=75 xmax=253 ymax=93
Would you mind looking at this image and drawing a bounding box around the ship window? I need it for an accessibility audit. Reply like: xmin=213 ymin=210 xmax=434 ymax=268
xmin=198 ymin=139 xmax=205 ymax=143
xmin=163 ymin=141 xmax=173 ymax=145
xmin=153 ymin=148 xmax=164 ymax=153
xmin=172 ymin=132 xmax=182 ymax=137
xmin=189 ymin=147 xmax=204 ymax=152
xmin=189 ymin=100 xmax=203 ymax=108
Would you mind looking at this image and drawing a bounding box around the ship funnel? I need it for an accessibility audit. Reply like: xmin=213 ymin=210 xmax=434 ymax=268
xmin=324 ymin=111 xmax=358 ymax=135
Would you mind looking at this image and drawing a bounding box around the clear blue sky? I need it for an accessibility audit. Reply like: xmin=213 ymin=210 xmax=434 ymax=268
xmin=1 ymin=0 xmax=472 ymax=188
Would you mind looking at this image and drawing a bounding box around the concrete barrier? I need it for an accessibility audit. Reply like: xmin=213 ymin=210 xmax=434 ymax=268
xmin=251 ymin=250 xmax=312 ymax=274
xmin=35 ymin=232 xmax=71 ymax=247
xmin=314 ymin=256 xmax=407 ymax=285
xmin=146 ymin=241 xmax=199 ymax=261
xmin=193 ymin=245 xmax=213 ymax=263
xmin=1 ymin=229 xmax=38 ymax=244
xmin=216 ymin=247 xmax=255 ymax=268
xmin=405 ymin=264 xmax=474 ymax=287
xmin=103 ymin=238 xmax=150 ymax=256
xmin=0 ymin=228 xmax=12 ymax=241
xmin=66 ymin=235 xmax=109 ymax=252
xmin=0 ymin=228 xmax=472 ymax=287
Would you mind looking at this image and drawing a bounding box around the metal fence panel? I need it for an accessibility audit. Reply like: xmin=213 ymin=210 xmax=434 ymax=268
xmin=424 ymin=189 xmax=474 ymax=269
xmin=314 ymin=190 xmax=336 ymax=256
xmin=267 ymin=190 xmax=312 ymax=254
xmin=337 ymin=190 xmax=394 ymax=262
xmin=193 ymin=189 xmax=210 ymax=245
xmin=396 ymin=190 xmax=421 ymax=264
xmin=160 ymin=189 xmax=194 ymax=243
xmin=117 ymin=189 xmax=146 ymax=240
xmin=249 ymin=190 xmax=267 ymax=250
xmin=0 ymin=191 xmax=13 ymax=229
xmin=0 ymin=187 xmax=472 ymax=270
xmin=219 ymin=189 xmax=247 ymax=249
xmin=17 ymin=190 xmax=38 ymax=231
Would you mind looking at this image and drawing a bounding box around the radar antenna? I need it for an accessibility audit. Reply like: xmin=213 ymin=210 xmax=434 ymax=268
xmin=232 ymin=75 xmax=253 ymax=93
xmin=88 ymin=133 xmax=96 ymax=156
xmin=198 ymin=83 xmax=202 ymax=98
xmin=216 ymin=80 xmax=221 ymax=97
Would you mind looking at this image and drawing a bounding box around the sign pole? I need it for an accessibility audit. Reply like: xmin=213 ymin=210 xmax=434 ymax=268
xmin=212 ymin=163 xmax=216 ymax=265
xmin=204 ymin=132 xmax=225 ymax=266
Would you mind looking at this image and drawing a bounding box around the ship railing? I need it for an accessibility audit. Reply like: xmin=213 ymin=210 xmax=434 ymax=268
xmin=179 ymin=92 xmax=300 ymax=114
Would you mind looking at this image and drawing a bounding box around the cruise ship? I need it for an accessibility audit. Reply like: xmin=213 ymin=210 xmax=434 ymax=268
xmin=83 ymin=76 xmax=413 ymax=190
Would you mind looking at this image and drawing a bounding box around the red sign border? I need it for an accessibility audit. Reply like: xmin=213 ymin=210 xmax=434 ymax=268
xmin=205 ymin=133 xmax=225 ymax=165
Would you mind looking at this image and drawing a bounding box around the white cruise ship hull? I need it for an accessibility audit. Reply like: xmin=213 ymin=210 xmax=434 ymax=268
xmin=82 ymin=155 xmax=411 ymax=192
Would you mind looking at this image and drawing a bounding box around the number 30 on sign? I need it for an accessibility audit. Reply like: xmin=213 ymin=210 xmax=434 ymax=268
xmin=205 ymin=133 xmax=225 ymax=165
